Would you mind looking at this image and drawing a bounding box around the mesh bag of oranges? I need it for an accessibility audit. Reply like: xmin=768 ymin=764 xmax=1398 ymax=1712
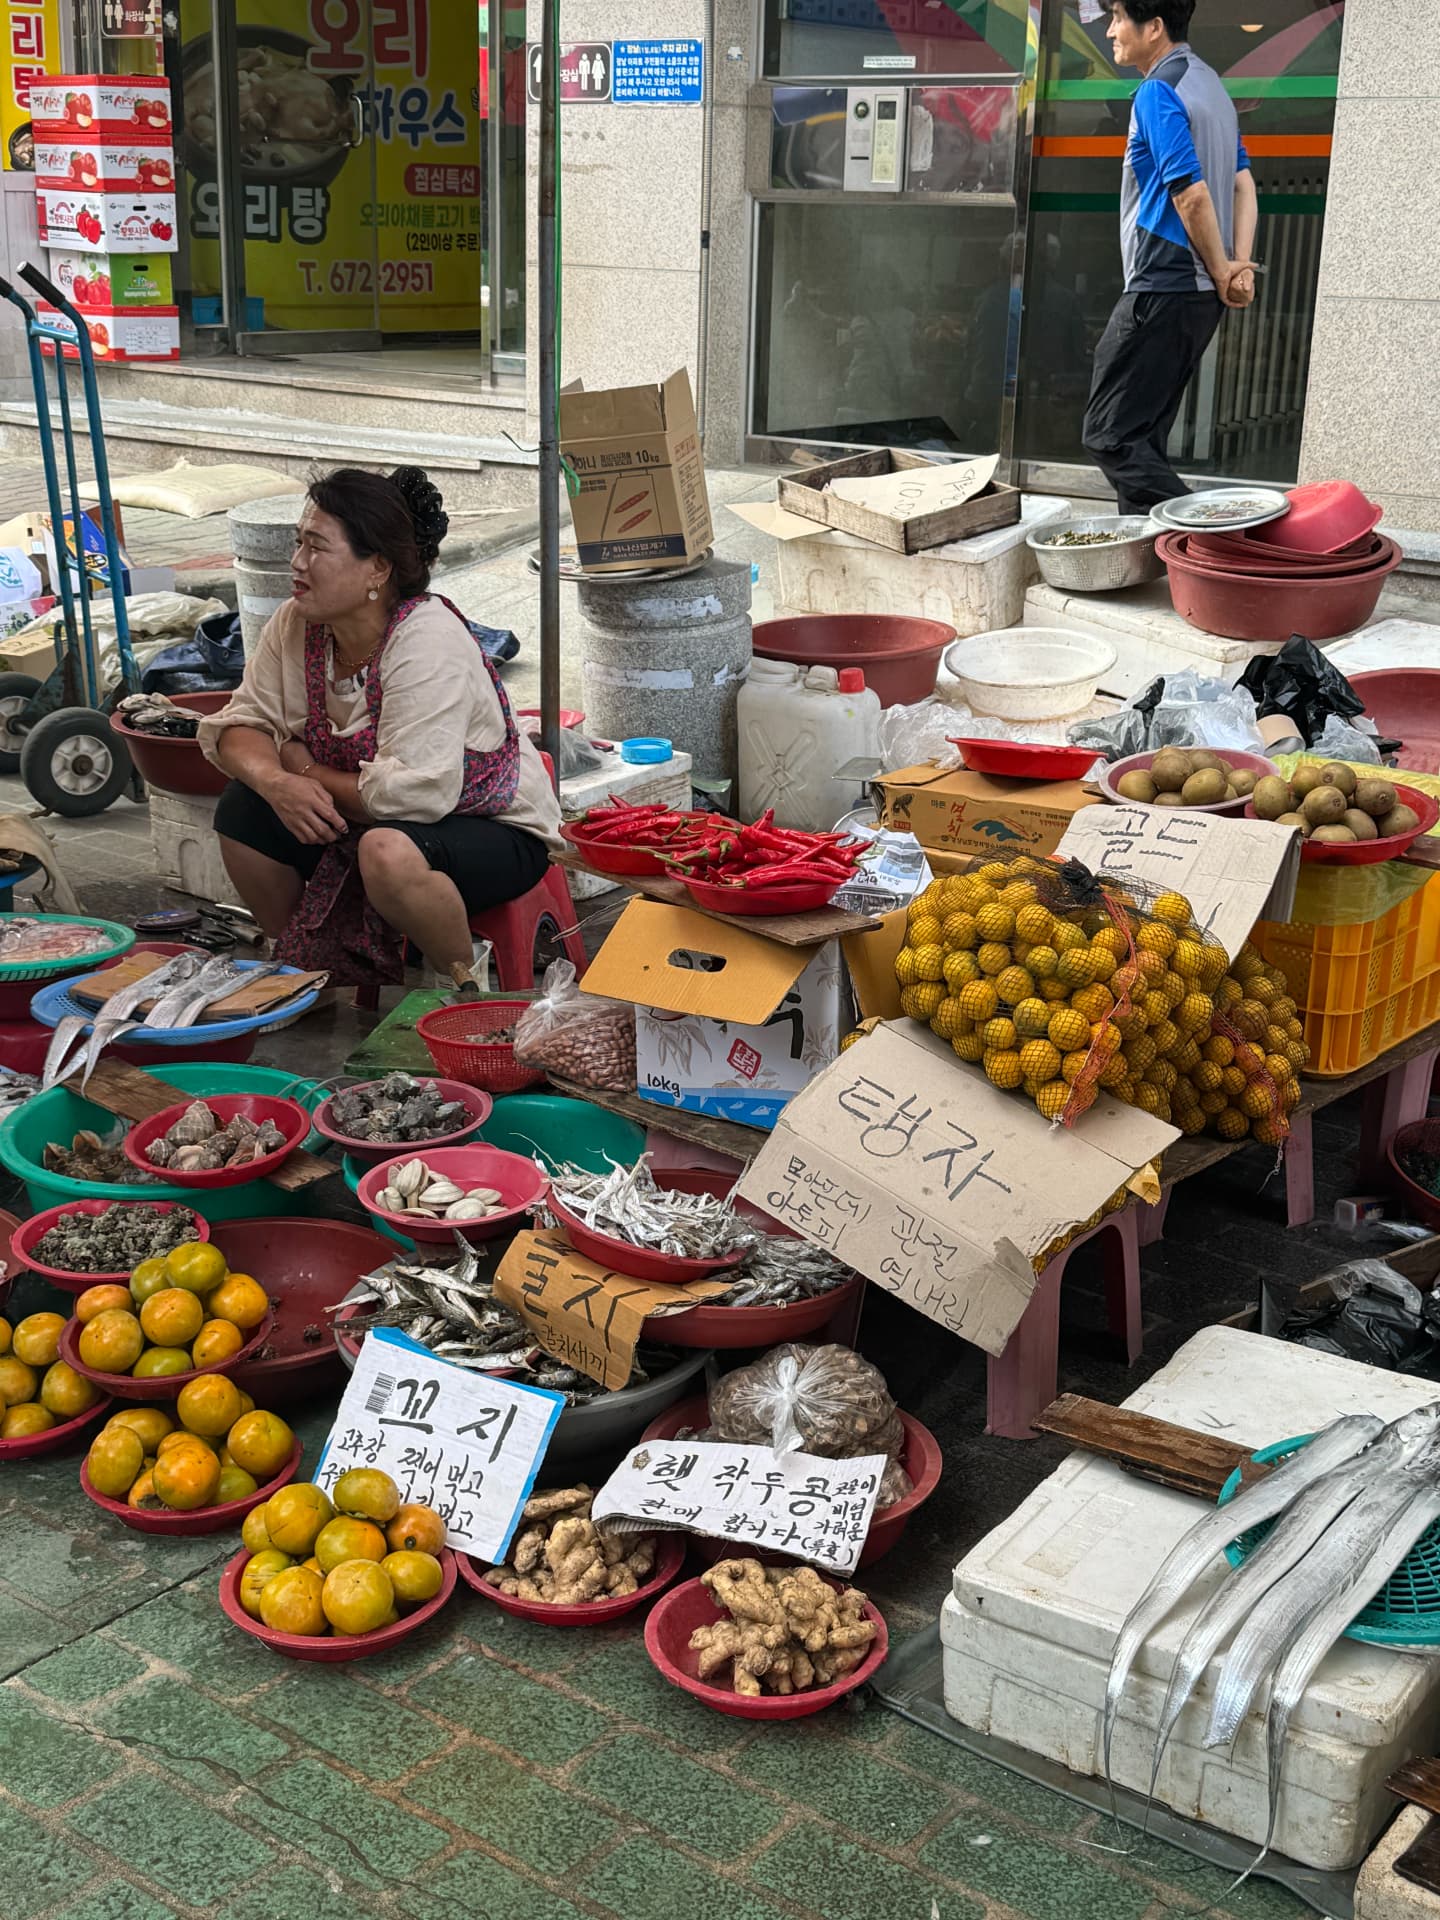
xmin=892 ymin=853 xmax=1306 ymax=1141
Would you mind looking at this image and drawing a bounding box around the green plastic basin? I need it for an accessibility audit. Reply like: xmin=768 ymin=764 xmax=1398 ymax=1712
xmin=477 ymin=1094 xmax=645 ymax=1173
xmin=0 ymin=1064 xmax=329 ymax=1222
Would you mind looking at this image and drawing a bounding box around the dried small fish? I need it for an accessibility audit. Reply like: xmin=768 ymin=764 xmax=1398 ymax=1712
xmin=32 ymin=1201 xmax=201 ymax=1272
xmin=546 ymin=1157 xmax=758 ymax=1261
xmin=328 ymin=1072 xmax=473 ymax=1144
xmin=714 ymin=1237 xmax=855 ymax=1307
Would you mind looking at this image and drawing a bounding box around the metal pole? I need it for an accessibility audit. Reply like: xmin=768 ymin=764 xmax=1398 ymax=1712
xmin=537 ymin=0 xmax=561 ymax=785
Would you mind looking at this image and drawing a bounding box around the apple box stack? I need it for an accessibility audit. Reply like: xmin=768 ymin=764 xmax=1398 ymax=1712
xmin=30 ymin=75 xmax=178 ymax=363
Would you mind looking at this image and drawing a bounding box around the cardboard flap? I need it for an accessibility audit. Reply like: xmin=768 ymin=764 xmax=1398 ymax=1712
xmin=581 ymin=900 xmax=813 ymax=1024
xmin=662 ymin=368 xmax=698 ymax=432
xmin=559 ymin=380 xmax=667 ymax=441
xmin=726 ymin=501 xmax=837 ymax=543
xmin=736 ymin=1023 xmax=1176 ymax=1357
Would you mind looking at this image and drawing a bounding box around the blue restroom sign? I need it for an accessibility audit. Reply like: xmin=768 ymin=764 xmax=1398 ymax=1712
xmin=612 ymin=39 xmax=705 ymax=105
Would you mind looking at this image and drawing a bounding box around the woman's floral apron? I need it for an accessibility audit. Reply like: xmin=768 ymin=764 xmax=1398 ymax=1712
xmin=273 ymin=592 xmax=521 ymax=984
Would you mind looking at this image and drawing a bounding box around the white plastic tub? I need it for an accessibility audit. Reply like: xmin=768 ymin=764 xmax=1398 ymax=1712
xmin=942 ymin=627 xmax=1117 ymax=720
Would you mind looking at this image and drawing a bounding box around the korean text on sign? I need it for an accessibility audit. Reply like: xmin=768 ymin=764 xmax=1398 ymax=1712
xmin=3 ymin=0 xmax=59 ymax=171
xmin=612 ymin=38 xmax=704 ymax=104
xmin=314 ymin=1327 xmax=563 ymax=1564
xmin=593 ymin=1440 xmax=888 ymax=1576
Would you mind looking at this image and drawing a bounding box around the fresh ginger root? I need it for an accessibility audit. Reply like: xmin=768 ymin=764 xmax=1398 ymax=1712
xmin=691 ymin=1557 xmax=878 ymax=1696
xmin=483 ymin=1485 xmax=658 ymax=1605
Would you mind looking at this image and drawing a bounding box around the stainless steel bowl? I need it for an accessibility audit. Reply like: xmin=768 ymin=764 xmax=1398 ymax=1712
xmin=1027 ymin=516 xmax=1164 ymax=593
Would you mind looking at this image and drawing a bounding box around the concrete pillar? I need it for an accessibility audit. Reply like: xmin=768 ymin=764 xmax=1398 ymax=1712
xmin=1300 ymin=0 xmax=1440 ymax=529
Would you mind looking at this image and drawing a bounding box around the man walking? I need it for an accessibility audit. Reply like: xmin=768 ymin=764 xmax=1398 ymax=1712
xmin=1081 ymin=0 xmax=1257 ymax=514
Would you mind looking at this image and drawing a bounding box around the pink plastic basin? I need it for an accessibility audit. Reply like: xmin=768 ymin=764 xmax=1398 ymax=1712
xmin=1158 ymin=532 xmax=1400 ymax=642
xmin=1348 ymin=670 xmax=1440 ymax=774
xmin=1261 ymin=480 xmax=1385 ymax=554
xmin=752 ymin=614 xmax=955 ymax=708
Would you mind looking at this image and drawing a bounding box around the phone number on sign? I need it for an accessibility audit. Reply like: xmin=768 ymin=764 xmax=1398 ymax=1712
xmin=297 ymin=260 xmax=434 ymax=296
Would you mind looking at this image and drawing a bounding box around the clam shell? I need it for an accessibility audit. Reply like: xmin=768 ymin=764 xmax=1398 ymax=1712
xmin=420 ymin=1177 xmax=464 ymax=1207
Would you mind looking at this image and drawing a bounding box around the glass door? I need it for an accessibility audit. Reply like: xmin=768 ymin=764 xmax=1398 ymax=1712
xmin=482 ymin=0 xmax=527 ymax=375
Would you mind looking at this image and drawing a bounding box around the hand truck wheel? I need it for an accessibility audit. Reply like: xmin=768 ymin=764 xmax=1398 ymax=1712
xmin=20 ymin=706 xmax=133 ymax=817
xmin=0 ymin=671 xmax=40 ymax=776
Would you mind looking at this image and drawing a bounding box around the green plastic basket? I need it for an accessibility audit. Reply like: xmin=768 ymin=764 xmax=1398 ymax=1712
xmin=0 ymin=914 xmax=135 ymax=983
xmin=1219 ymin=1433 xmax=1440 ymax=1647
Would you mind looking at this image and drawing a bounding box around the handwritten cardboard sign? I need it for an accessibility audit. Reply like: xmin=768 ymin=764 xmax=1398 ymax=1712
xmin=736 ymin=1023 xmax=1175 ymax=1357
xmin=827 ymin=453 xmax=999 ymax=520
xmin=594 ymin=1438 xmax=889 ymax=1575
xmin=1057 ymin=805 xmax=1300 ymax=962
xmin=495 ymin=1228 xmax=731 ymax=1390
xmin=314 ymin=1327 xmax=563 ymax=1561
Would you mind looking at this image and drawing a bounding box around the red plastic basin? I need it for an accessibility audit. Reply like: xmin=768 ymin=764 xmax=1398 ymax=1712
xmin=311 ymin=1078 xmax=492 ymax=1168
xmin=1262 ymin=480 xmax=1385 ymax=554
xmin=1244 ymin=780 xmax=1438 ymax=865
xmin=123 ymin=1095 xmax=310 ymax=1189
xmin=0 ymin=1206 xmax=19 ymax=1311
xmin=752 ymin=614 xmax=955 ymax=708
xmin=111 ymin=691 xmax=233 ymax=798
xmin=458 ymin=1531 xmax=687 ymax=1623
xmin=1349 ymin=670 xmax=1440 ymax=774
xmin=1158 ymin=532 xmax=1400 ymax=642
xmin=357 ymin=1144 xmax=548 ymax=1243
xmin=81 ymin=1436 xmax=302 ymax=1534
xmin=0 ymin=1392 xmax=112 ymax=1461
xmin=1387 ymin=1119 xmax=1440 ymax=1232
xmin=59 ymin=1306 xmax=274 ymax=1401
xmin=12 ymin=1198 xmax=209 ymax=1291
xmin=218 ymin=1546 xmax=457 ymax=1661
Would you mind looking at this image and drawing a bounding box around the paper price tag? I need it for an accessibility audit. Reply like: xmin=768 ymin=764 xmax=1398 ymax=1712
xmin=314 ymin=1328 xmax=564 ymax=1563
xmin=495 ymin=1229 xmax=731 ymax=1390
xmin=594 ymin=1439 xmax=889 ymax=1575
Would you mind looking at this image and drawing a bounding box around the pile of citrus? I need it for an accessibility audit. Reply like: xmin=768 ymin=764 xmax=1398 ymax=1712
xmin=72 ymin=1240 xmax=269 ymax=1380
xmin=236 ymin=1467 xmax=446 ymax=1639
xmin=0 ymin=1311 xmax=102 ymax=1437
xmin=894 ymin=860 xmax=1308 ymax=1140
xmin=85 ymin=1379 xmax=294 ymax=1512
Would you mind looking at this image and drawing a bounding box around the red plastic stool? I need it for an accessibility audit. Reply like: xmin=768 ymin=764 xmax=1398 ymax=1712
xmin=471 ymin=864 xmax=587 ymax=991
xmin=986 ymin=1204 xmax=1145 ymax=1441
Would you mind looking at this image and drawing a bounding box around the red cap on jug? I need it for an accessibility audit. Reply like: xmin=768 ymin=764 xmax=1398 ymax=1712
xmin=837 ymin=669 xmax=866 ymax=693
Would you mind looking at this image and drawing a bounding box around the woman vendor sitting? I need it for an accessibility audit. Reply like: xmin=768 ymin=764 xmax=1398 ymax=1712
xmin=198 ymin=465 xmax=561 ymax=984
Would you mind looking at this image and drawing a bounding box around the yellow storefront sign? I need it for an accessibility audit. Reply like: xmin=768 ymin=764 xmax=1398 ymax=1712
xmin=178 ymin=0 xmax=483 ymax=335
xmin=2 ymin=0 xmax=61 ymax=172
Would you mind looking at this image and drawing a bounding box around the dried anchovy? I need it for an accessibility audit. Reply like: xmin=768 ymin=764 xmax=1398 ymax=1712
xmin=43 ymin=1126 xmax=160 ymax=1186
xmin=711 ymin=1235 xmax=855 ymax=1307
xmin=1046 ymin=530 xmax=1126 ymax=547
xmin=33 ymin=1201 xmax=201 ymax=1273
xmin=327 ymin=1071 xmax=470 ymax=1145
xmin=546 ymin=1156 xmax=758 ymax=1261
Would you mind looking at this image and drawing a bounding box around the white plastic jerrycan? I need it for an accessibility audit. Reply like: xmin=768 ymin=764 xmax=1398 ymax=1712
xmin=737 ymin=658 xmax=882 ymax=832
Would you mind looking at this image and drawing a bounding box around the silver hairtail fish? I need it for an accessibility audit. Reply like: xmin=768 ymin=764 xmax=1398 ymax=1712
xmin=78 ymin=953 xmax=192 ymax=1088
xmin=139 ymin=952 xmax=203 ymax=1027
xmin=40 ymin=1014 xmax=90 ymax=1091
xmin=168 ymin=960 xmax=279 ymax=1029
xmin=1100 ymin=1411 xmax=1383 ymax=1800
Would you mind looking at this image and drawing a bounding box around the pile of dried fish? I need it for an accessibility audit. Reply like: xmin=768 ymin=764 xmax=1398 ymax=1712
xmin=548 ymin=1157 xmax=758 ymax=1261
xmin=32 ymin=1201 xmax=201 ymax=1273
xmin=42 ymin=953 xmax=284 ymax=1092
xmin=1106 ymin=1404 xmax=1440 ymax=1889
xmin=374 ymin=1158 xmax=507 ymax=1223
xmin=0 ymin=917 xmax=113 ymax=965
xmin=0 ymin=1065 xmax=40 ymax=1117
xmin=115 ymin=692 xmax=202 ymax=738
xmin=44 ymin=1126 xmax=159 ymax=1185
xmin=331 ymin=1241 xmax=672 ymax=1402
xmin=145 ymin=1099 xmax=288 ymax=1173
xmin=711 ymin=1236 xmax=855 ymax=1307
xmin=326 ymin=1073 xmax=471 ymax=1145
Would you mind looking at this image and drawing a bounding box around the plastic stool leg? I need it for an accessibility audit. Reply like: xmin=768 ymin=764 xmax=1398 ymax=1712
xmin=1283 ymin=1111 xmax=1315 ymax=1228
xmin=1359 ymin=1049 xmax=1440 ymax=1185
xmin=986 ymin=1256 xmax=1064 ymax=1440
xmin=1136 ymin=1189 xmax=1170 ymax=1248
xmin=354 ymin=985 xmax=380 ymax=1013
xmin=1100 ymin=1210 xmax=1143 ymax=1366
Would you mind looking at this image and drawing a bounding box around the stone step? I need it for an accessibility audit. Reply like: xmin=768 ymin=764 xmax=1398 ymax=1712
xmin=0 ymin=396 xmax=538 ymax=512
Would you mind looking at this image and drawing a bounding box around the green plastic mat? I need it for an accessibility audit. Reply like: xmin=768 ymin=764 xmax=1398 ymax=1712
xmin=343 ymin=987 xmax=540 ymax=1079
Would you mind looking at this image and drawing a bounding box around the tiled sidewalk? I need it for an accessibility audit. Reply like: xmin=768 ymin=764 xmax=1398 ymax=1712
xmin=2 ymin=1409 xmax=1315 ymax=1920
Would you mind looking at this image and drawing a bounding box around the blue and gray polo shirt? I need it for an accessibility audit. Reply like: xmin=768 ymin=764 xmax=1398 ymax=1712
xmin=1121 ymin=43 xmax=1250 ymax=294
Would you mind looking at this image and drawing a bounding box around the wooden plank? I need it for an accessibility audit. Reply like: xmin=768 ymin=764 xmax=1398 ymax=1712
xmin=1395 ymin=1818 xmax=1440 ymax=1898
xmin=1033 ymin=1393 xmax=1259 ymax=1501
xmin=1388 ymin=1757 xmax=1440 ymax=1820
xmin=71 ymin=1059 xmax=335 ymax=1194
xmin=551 ymin=849 xmax=882 ymax=946
xmin=547 ymin=1077 xmax=762 ymax=1167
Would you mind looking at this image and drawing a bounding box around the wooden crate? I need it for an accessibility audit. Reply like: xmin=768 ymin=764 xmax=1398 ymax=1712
xmin=776 ymin=449 xmax=1021 ymax=555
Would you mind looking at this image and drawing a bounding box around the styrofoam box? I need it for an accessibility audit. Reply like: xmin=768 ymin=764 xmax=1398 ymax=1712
xmin=942 ymin=1325 xmax=1440 ymax=1871
xmin=776 ymin=495 xmax=1073 ymax=636
xmin=149 ymin=789 xmax=229 ymax=905
xmin=557 ymin=750 xmax=692 ymax=900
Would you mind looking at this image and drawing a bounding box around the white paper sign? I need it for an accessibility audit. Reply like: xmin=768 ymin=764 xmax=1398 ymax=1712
xmin=314 ymin=1328 xmax=564 ymax=1563
xmin=827 ymin=454 xmax=999 ymax=520
xmin=593 ymin=1437 xmax=889 ymax=1575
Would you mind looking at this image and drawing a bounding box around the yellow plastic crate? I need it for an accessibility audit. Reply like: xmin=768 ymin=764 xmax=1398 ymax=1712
xmin=1254 ymin=873 xmax=1440 ymax=1076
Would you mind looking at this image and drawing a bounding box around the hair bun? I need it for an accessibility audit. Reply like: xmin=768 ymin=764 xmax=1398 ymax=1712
xmin=388 ymin=466 xmax=449 ymax=566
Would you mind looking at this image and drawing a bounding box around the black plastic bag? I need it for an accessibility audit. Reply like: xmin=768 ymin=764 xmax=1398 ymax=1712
xmin=140 ymin=609 xmax=245 ymax=694
xmin=1280 ymin=1259 xmax=1440 ymax=1375
xmin=1236 ymin=636 xmax=1365 ymax=748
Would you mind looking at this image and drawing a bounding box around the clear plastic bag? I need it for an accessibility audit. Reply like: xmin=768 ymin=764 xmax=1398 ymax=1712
xmin=512 ymin=960 xmax=636 ymax=1093
xmin=1309 ymin=715 xmax=1384 ymax=765
xmin=1068 ymin=669 xmax=1262 ymax=757
xmin=707 ymin=1343 xmax=905 ymax=1463
xmin=877 ymin=698 xmax=963 ymax=773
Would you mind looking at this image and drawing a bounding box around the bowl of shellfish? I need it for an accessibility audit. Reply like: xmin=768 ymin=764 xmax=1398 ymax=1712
xmin=123 ymin=1097 xmax=311 ymax=1190
xmin=356 ymin=1146 xmax=549 ymax=1244
xmin=311 ymin=1073 xmax=492 ymax=1167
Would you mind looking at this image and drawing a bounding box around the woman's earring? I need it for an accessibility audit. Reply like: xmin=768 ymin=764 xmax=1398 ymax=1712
xmin=367 ymin=587 xmax=379 ymax=601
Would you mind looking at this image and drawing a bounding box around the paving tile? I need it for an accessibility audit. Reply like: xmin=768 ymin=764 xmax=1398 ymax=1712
xmin=241 ymin=1756 xmax=448 ymax=1890
xmin=67 ymin=1779 xmax=273 ymax=1907
xmin=889 ymin=1723 xmax=1089 ymax=1832
xmin=750 ymin=1822 xmax=968 ymax=1920
xmin=572 ymin=1734 xmax=784 ymax=1861
xmin=216 ymin=1861 xmax=382 ymax=1920
xmin=409 ymin=1653 xmax=610 ymax=1768
xmin=580 ymin=1835 xmax=800 ymax=1920
xmin=732 ymin=1722 xmax=951 ymax=1844
xmin=1 ymin=1801 xmax=110 ymax=1919
xmin=458 ymin=1594 xmax=594 ymax=1675
xmin=0 ymin=1691 xmax=119 ymax=1807
xmin=95 ymin=1675 xmax=288 ymax=1790
xmin=108 ymin=1584 xmax=278 ymax=1691
xmin=406 ymin=1747 xmax=618 ymax=1876
xmin=567 ymin=1636 xmax=753 ymax=1755
xmin=921 ymin=1809 xmax=1155 ymax=1920
xmin=1124 ymin=1837 xmax=1318 ymax=1918
xmin=0 ymin=1519 xmax=125 ymax=1612
xmin=46 ymin=1881 xmax=178 ymax=1920
xmin=0 ymin=1586 xmax=74 ymax=1678
xmin=20 ymin=1636 xmax=148 ymax=1706
xmin=407 ymin=1849 xmax=591 ymax=1920
xmin=247 ymin=1665 xmax=449 ymax=1781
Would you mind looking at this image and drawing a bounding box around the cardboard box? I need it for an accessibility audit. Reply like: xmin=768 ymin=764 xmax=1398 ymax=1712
xmin=36 ymin=188 xmax=177 ymax=255
xmin=34 ymin=137 xmax=174 ymax=194
xmin=580 ymin=900 xmax=851 ymax=1130
xmin=38 ymin=302 xmax=180 ymax=364
xmin=559 ymin=369 xmax=713 ymax=573
xmin=736 ymin=1022 xmax=1177 ymax=1357
xmin=45 ymin=252 xmax=174 ymax=309
xmin=875 ymin=762 xmax=1101 ymax=860
xmin=28 ymin=75 xmax=173 ymax=139
xmin=777 ymin=448 xmax=1021 ymax=556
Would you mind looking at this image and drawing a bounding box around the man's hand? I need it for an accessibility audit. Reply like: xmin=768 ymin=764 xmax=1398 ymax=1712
xmin=1219 ymin=260 xmax=1256 ymax=309
xmin=264 ymin=770 xmax=346 ymax=846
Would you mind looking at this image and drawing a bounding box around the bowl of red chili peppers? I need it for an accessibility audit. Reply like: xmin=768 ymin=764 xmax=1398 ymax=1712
xmin=561 ymin=802 xmax=737 ymax=877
